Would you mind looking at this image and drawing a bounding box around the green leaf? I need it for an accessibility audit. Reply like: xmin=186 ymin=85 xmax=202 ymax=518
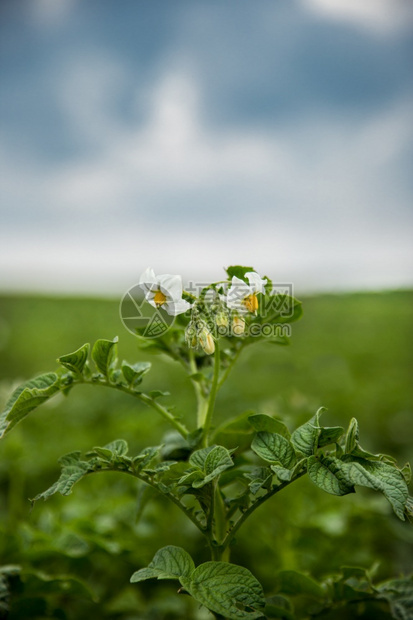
xmin=252 ymin=432 xmax=296 ymax=469
xmin=276 ymin=570 xmax=325 ymax=599
xmin=248 ymin=414 xmax=291 ymax=439
xmin=226 ymin=265 xmax=255 ymax=281
xmin=291 ymin=416 xmax=320 ymax=456
xmin=377 ymin=576 xmax=413 ymax=620
xmin=193 ymin=446 xmax=234 ymax=488
xmin=189 ymin=446 xmax=215 ymax=470
xmin=32 ymin=457 xmax=89 ymax=503
xmin=104 ymin=439 xmax=128 ymax=457
xmin=265 ymin=595 xmax=294 ymax=619
xmin=148 ymin=390 xmax=170 ymax=399
xmin=132 ymin=446 xmax=161 ymax=471
xmin=307 ymin=455 xmax=355 ymax=496
xmin=130 ymin=546 xmax=195 ymax=583
xmin=344 ymin=417 xmax=359 ymax=454
xmin=121 ymin=361 xmax=151 ymax=385
xmin=318 ymin=425 xmax=345 ymax=447
xmin=401 ymin=463 xmax=412 ymax=485
xmin=336 ymin=458 xmax=409 ymax=520
xmin=181 ymin=562 xmax=265 ymax=620
xmin=0 ymin=373 xmax=60 ymax=438
xmin=244 ymin=466 xmax=273 ymax=494
xmin=291 ymin=410 xmax=324 ymax=456
xmin=91 ymin=337 xmax=118 ymax=377
xmin=57 ymin=343 xmax=90 ymax=375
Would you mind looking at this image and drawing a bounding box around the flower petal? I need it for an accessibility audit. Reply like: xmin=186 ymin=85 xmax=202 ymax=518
xmin=164 ymin=299 xmax=191 ymax=316
xmin=226 ymin=276 xmax=252 ymax=312
xmin=245 ymin=271 xmax=267 ymax=294
xmin=139 ymin=267 xmax=158 ymax=293
xmin=158 ymin=274 xmax=183 ymax=301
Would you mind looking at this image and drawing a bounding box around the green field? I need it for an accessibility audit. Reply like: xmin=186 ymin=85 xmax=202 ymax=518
xmin=0 ymin=291 xmax=412 ymax=618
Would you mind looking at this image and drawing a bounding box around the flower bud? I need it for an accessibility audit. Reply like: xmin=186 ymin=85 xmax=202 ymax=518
xmin=232 ymin=315 xmax=245 ymax=336
xmin=200 ymin=325 xmax=215 ymax=355
xmin=185 ymin=324 xmax=198 ymax=348
xmin=215 ymin=310 xmax=229 ymax=328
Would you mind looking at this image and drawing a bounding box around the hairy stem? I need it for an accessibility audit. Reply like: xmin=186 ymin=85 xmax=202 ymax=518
xmin=77 ymin=378 xmax=189 ymax=438
xmin=201 ymin=339 xmax=221 ymax=447
xmin=188 ymin=349 xmax=209 ymax=428
xmin=217 ymin=341 xmax=245 ymax=389
xmin=222 ymin=470 xmax=307 ymax=551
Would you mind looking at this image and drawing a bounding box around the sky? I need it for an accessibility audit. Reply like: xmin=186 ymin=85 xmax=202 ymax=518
xmin=0 ymin=0 xmax=412 ymax=295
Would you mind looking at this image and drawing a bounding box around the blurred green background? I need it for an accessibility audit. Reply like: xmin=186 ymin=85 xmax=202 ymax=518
xmin=0 ymin=291 xmax=412 ymax=619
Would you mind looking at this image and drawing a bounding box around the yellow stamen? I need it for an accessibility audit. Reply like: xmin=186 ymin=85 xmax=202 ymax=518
xmin=154 ymin=290 xmax=167 ymax=307
xmin=243 ymin=293 xmax=258 ymax=314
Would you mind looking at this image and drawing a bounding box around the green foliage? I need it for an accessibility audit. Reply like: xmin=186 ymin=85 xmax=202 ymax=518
xmin=251 ymin=432 xmax=296 ymax=468
xmin=272 ymin=567 xmax=413 ymax=619
xmin=91 ymin=337 xmax=119 ymax=377
xmin=57 ymin=343 xmax=90 ymax=375
xmin=0 ymin=373 xmax=59 ymax=438
xmin=0 ymin=282 xmax=412 ymax=619
xmin=130 ymin=545 xmax=195 ymax=583
xmin=132 ymin=546 xmax=265 ymax=620
xmin=226 ymin=265 xmax=255 ymax=281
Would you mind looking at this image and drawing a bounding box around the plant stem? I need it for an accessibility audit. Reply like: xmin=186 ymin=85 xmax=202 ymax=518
xmin=221 ymin=470 xmax=307 ymax=552
xmin=138 ymin=393 xmax=189 ymax=438
xmin=188 ymin=349 xmax=209 ymax=428
xmin=217 ymin=341 xmax=244 ymax=389
xmin=201 ymin=339 xmax=221 ymax=447
xmin=91 ymin=466 xmax=206 ymax=536
xmin=78 ymin=378 xmax=189 ymax=438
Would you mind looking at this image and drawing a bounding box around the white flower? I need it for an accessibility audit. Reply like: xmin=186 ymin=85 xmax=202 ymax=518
xmin=226 ymin=272 xmax=267 ymax=315
xmin=138 ymin=268 xmax=191 ymax=316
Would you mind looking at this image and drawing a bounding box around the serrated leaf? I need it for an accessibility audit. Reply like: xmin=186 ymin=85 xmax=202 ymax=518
xmin=226 ymin=265 xmax=255 ymax=281
xmin=130 ymin=546 xmax=195 ymax=583
xmin=336 ymin=458 xmax=409 ymax=520
xmin=0 ymin=373 xmax=60 ymax=438
xmin=57 ymin=343 xmax=90 ymax=375
xmin=277 ymin=570 xmax=325 ymax=599
xmin=308 ymin=455 xmax=355 ymax=496
xmin=181 ymin=562 xmax=265 ymax=620
xmin=248 ymin=414 xmax=291 ymax=439
xmin=291 ymin=410 xmax=324 ymax=456
xmin=121 ymin=361 xmax=151 ymax=385
xmin=252 ymin=432 xmax=296 ymax=469
xmin=91 ymin=337 xmax=118 ymax=377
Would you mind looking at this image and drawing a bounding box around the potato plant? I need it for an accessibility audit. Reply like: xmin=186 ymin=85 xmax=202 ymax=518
xmin=1 ymin=266 xmax=412 ymax=619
